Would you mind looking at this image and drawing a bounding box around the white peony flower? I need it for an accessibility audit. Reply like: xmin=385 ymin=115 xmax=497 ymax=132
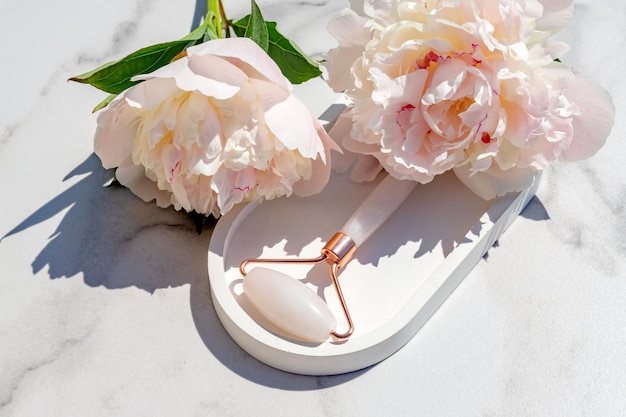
xmin=95 ymin=37 xmax=339 ymax=216
xmin=323 ymin=0 xmax=614 ymax=199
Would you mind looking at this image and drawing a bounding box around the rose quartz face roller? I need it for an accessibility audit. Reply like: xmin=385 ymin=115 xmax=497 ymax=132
xmin=239 ymin=174 xmax=417 ymax=343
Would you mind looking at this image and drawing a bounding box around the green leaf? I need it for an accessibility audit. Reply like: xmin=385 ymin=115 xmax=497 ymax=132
xmin=183 ymin=21 xmax=219 ymax=43
xmin=265 ymin=22 xmax=321 ymax=84
xmin=69 ymin=25 xmax=212 ymax=95
xmin=207 ymin=0 xmax=225 ymax=39
xmin=231 ymin=16 xmax=321 ymax=84
xmin=244 ymin=0 xmax=269 ymax=52
xmin=92 ymin=93 xmax=118 ymax=113
xmin=69 ymin=40 xmax=191 ymax=94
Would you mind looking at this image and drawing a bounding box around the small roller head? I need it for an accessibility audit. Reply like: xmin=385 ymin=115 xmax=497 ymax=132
xmin=243 ymin=267 xmax=337 ymax=343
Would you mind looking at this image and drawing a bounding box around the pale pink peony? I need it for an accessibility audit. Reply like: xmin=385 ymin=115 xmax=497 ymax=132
xmin=323 ymin=0 xmax=614 ymax=199
xmin=95 ymin=37 xmax=339 ymax=216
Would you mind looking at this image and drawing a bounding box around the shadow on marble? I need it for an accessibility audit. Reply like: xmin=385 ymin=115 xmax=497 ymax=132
xmin=2 ymin=153 xmax=210 ymax=293
xmin=190 ymin=0 xmax=207 ymax=31
xmin=519 ymin=195 xmax=550 ymax=221
xmin=2 ymin=153 xmax=550 ymax=388
xmin=2 ymin=153 xmax=366 ymax=386
xmin=481 ymin=195 xmax=549 ymax=262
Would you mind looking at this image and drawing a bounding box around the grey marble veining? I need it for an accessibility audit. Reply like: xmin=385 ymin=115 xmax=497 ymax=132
xmin=1 ymin=0 xmax=625 ymax=416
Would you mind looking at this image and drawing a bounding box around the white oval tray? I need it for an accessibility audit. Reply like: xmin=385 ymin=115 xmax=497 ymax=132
xmin=208 ymin=169 xmax=538 ymax=375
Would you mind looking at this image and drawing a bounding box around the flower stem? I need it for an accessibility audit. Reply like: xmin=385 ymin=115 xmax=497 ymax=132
xmin=207 ymin=0 xmax=228 ymax=38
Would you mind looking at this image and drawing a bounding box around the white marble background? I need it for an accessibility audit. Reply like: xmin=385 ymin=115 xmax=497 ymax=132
xmin=1 ymin=0 xmax=624 ymax=416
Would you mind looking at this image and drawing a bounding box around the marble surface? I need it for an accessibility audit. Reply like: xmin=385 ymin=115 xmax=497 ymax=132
xmin=1 ymin=0 xmax=624 ymax=415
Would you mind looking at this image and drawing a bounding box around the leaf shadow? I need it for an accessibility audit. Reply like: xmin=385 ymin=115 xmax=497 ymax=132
xmin=353 ymin=172 xmax=494 ymax=267
xmin=190 ymin=0 xmax=208 ymax=31
xmin=3 ymin=153 xmax=548 ymax=388
xmin=2 ymin=153 xmax=209 ymax=293
xmin=2 ymin=153 xmax=366 ymax=388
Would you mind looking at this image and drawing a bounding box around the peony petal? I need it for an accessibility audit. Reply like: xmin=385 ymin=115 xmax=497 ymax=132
xmin=169 ymin=175 xmax=191 ymax=211
xmin=292 ymin=120 xmax=338 ymax=197
xmin=187 ymin=38 xmax=290 ymax=92
xmin=134 ymin=54 xmax=242 ymax=100
xmin=116 ymin=158 xmax=172 ymax=208
xmin=327 ymin=9 xmax=370 ymax=48
xmin=186 ymin=175 xmax=219 ymax=217
xmin=422 ymin=59 xmax=469 ymax=105
xmin=247 ymin=78 xmax=291 ymax=114
xmin=125 ymin=77 xmax=180 ymax=110
xmin=193 ymin=107 xmax=223 ymax=158
xmin=212 ymin=167 xmax=252 ymax=215
xmin=453 ymin=162 xmax=539 ymax=200
xmin=180 ymin=54 xmax=244 ymax=99
xmin=94 ymin=99 xmax=139 ymax=168
xmin=322 ymin=46 xmax=364 ymax=93
xmin=264 ymin=93 xmax=325 ymax=158
xmin=132 ymin=56 xmax=188 ymax=82
xmin=559 ymin=73 xmax=615 ymax=162
xmin=160 ymin=144 xmax=182 ymax=183
xmin=322 ymin=9 xmax=371 ymax=92
xmin=536 ymin=0 xmax=574 ymax=34
xmin=187 ymin=54 xmax=248 ymax=93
